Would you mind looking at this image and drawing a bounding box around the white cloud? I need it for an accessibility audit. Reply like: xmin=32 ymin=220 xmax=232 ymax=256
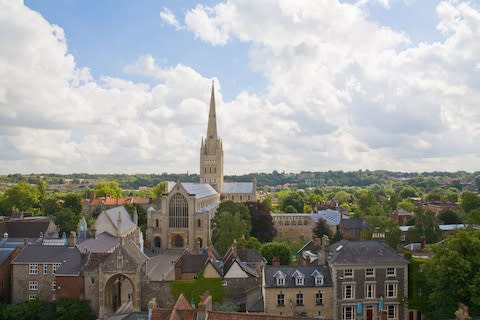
xmin=1 ymin=0 xmax=480 ymax=174
xmin=160 ymin=8 xmax=182 ymax=30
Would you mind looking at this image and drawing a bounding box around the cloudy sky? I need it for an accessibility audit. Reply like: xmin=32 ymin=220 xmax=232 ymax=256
xmin=1 ymin=0 xmax=479 ymax=174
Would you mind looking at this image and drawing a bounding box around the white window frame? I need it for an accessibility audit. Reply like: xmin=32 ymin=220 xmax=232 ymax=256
xmin=296 ymin=276 xmax=304 ymax=286
xmin=28 ymin=281 xmax=38 ymax=291
xmin=277 ymin=277 xmax=285 ymax=286
xmin=29 ymin=263 xmax=38 ymax=275
xmin=315 ymin=291 xmax=323 ymax=305
xmin=365 ymin=283 xmax=376 ymax=299
xmin=343 ymin=284 xmax=355 ymax=299
xmin=385 ymin=283 xmax=398 ymax=298
xmin=387 ymin=305 xmax=397 ymax=320
xmin=53 ymin=263 xmax=61 ymax=274
xmin=342 ymin=306 xmax=356 ymax=320
xmin=51 ymin=281 xmax=56 ymax=291
xmin=296 ymin=293 xmax=304 ymax=306
xmin=365 ymin=268 xmax=374 ymax=278
xmin=344 ymin=268 xmax=353 ymax=278
xmin=43 ymin=264 xmax=48 ymax=275
xmin=315 ymin=275 xmax=324 ymax=285
xmin=386 ymin=267 xmax=396 ymax=277
xmin=28 ymin=294 xmax=36 ymax=301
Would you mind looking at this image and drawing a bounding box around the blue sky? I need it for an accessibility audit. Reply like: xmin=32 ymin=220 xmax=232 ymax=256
xmin=1 ymin=0 xmax=479 ymax=174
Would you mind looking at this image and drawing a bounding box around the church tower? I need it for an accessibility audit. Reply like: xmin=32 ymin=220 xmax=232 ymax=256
xmin=200 ymin=82 xmax=224 ymax=193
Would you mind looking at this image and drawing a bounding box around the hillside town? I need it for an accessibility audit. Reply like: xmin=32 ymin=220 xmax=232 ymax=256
xmin=0 ymin=85 xmax=479 ymax=320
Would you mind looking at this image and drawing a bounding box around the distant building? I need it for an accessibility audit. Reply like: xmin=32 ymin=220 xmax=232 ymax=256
xmin=390 ymin=209 xmax=414 ymax=226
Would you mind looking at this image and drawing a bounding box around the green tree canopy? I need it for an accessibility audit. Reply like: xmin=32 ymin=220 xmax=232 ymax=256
xmin=365 ymin=216 xmax=401 ymax=248
xmin=281 ymin=191 xmax=305 ymax=213
xmin=2 ymin=181 xmax=40 ymax=214
xmin=438 ymin=210 xmax=462 ymax=224
xmin=312 ymin=218 xmax=332 ymax=239
xmin=94 ymin=180 xmax=122 ymax=198
xmin=54 ymin=208 xmax=81 ymax=237
xmin=63 ymin=192 xmax=83 ymax=214
xmin=152 ymin=180 xmax=168 ymax=198
xmin=425 ymin=229 xmax=480 ymax=318
xmin=212 ymin=201 xmax=251 ymax=255
xmin=397 ymin=199 xmax=416 ymax=213
xmin=461 ymin=191 xmax=480 ymax=213
xmin=407 ymin=209 xmax=442 ymax=244
xmin=260 ymin=242 xmax=291 ymax=265
xmin=247 ymin=201 xmax=276 ymax=243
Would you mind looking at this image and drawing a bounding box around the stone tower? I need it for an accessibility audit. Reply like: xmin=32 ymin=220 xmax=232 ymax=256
xmin=200 ymin=81 xmax=224 ymax=193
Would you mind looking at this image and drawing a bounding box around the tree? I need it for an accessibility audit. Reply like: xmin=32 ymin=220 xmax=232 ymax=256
xmin=424 ymin=229 xmax=480 ymax=318
xmin=260 ymin=242 xmax=291 ymax=265
xmin=54 ymin=208 xmax=80 ymax=237
xmin=312 ymin=218 xmax=332 ymax=239
xmin=466 ymin=208 xmax=480 ymax=225
xmin=365 ymin=216 xmax=401 ymax=248
xmin=56 ymin=298 xmax=96 ymax=320
xmin=94 ymin=180 xmax=122 ymax=198
xmin=461 ymin=191 xmax=480 ymax=213
xmin=237 ymin=236 xmax=261 ymax=251
xmin=247 ymin=201 xmax=276 ymax=243
xmin=281 ymin=191 xmax=305 ymax=213
xmin=2 ymin=181 xmax=40 ymax=214
xmin=284 ymin=205 xmax=297 ymax=213
xmin=152 ymin=181 xmax=168 ymax=198
xmin=438 ymin=210 xmax=462 ymax=224
xmin=397 ymin=199 xmax=416 ymax=213
xmin=399 ymin=186 xmax=418 ymax=199
xmin=407 ymin=209 xmax=442 ymax=244
xmin=212 ymin=201 xmax=251 ymax=255
xmin=331 ymin=230 xmax=343 ymax=243
xmin=63 ymin=193 xmax=82 ymax=214
xmin=333 ymin=191 xmax=350 ymax=205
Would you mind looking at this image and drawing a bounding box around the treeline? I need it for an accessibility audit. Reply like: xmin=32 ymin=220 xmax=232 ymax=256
xmin=2 ymin=170 xmax=479 ymax=191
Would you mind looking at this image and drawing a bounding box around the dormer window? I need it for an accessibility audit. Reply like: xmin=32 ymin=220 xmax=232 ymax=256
xmin=292 ymin=270 xmax=305 ymax=286
xmin=273 ymin=270 xmax=286 ymax=286
xmin=311 ymin=270 xmax=324 ymax=286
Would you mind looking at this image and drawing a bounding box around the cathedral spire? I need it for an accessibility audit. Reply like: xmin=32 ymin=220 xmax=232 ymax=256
xmin=206 ymin=81 xmax=217 ymax=140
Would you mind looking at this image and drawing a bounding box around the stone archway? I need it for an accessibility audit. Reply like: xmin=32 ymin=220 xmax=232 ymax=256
xmin=172 ymin=234 xmax=184 ymax=248
xmin=103 ymin=273 xmax=135 ymax=315
xmin=154 ymin=236 xmax=161 ymax=248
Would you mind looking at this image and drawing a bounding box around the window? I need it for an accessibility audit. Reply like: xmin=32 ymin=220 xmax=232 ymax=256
xmin=342 ymin=306 xmax=355 ymax=320
xmin=29 ymin=263 xmax=38 ymax=275
xmin=296 ymin=277 xmax=304 ymax=286
xmin=387 ymin=267 xmax=396 ymax=277
xmin=344 ymin=268 xmax=353 ymax=278
xmin=90 ymin=277 xmax=95 ymax=284
xmin=43 ymin=264 xmax=48 ymax=275
xmin=387 ymin=305 xmax=397 ymax=319
xmin=28 ymin=294 xmax=36 ymax=301
xmin=343 ymin=284 xmax=355 ymax=299
xmin=365 ymin=283 xmax=376 ymax=299
xmin=53 ymin=263 xmax=61 ymax=274
xmin=365 ymin=268 xmax=374 ymax=278
xmin=277 ymin=277 xmax=285 ymax=286
xmin=315 ymin=292 xmax=323 ymax=305
xmin=385 ymin=283 xmax=397 ymax=298
xmin=197 ymin=219 xmax=201 ymax=228
xmin=296 ymin=293 xmax=304 ymax=306
xmin=51 ymin=281 xmax=56 ymax=291
xmin=155 ymin=219 xmax=159 ymax=228
xmin=315 ymin=275 xmax=324 ymax=285
xmin=169 ymin=193 xmax=189 ymax=228
xmin=28 ymin=281 xmax=38 ymax=291
xmin=277 ymin=293 xmax=285 ymax=306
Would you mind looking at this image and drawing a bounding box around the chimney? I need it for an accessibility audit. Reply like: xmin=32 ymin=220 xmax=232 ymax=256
xmin=198 ymin=291 xmax=213 ymax=311
xmin=272 ymin=256 xmax=280 ymax=266
xmin=69 ymin=231 xmax=77 ymax=246
xmin=133 ymin=207 xmax=138 ymax=226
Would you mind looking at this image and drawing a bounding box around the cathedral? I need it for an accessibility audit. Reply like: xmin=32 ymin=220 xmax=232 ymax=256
xmin=146 ymin=83 xmax=256 ymax=250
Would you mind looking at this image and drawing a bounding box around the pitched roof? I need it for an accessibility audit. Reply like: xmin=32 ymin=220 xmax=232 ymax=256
xmin=222 ymin=182 xmax=254 ymax=194
xmin=341 ymin=217 xmax=368 ymax=229
xmin=312 ymin=209 xmax=341 ymax=226
xmin=264 ymin=265 xmax=332 ymax=288
xmin=181 ymin=183 xmax=218 ymax=199
xmin=328 ymin=240 xmax=408 ymax=265
xmin=12 ymin=245 xmax=82 ymax=275
xmin=4 ymin=217 xmax=53 ymax=238
xmin=104 ymin=206 xmax=136 ymax=235
xmin=0 ymin=248 xmax=16 ymax=264
xmin=76 ymin=232 xmax=119 ymax=253
xmin=177 ymin=253 xmax=208 ymax=273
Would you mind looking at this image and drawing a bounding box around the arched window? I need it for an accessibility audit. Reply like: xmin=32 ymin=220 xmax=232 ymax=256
xmin=197 ymin=219 xmax=201 ymax=228
xmin=169 ymin=193 xmax=189 ymax=228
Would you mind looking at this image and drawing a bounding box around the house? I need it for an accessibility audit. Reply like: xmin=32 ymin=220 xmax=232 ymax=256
xmin=328 ymin=240 xmax=409 ymax=320
xmin=0 ymin=215 xmax=58 ymax=239
xmin=11 ymin=245 xmax=82 ymax=303
xmin=390 ymin=209 xmax=414 ymax=226
xmin=339 ymin=218 xmax=368 ymax=241
xmin=262 ymin=264 xmax=333 ymax=319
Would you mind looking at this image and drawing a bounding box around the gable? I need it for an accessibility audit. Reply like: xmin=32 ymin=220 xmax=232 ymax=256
xmin=100 ymin=242 xmax=146 ymax=273
xmin=203 ymin=261 xmax=222 ymax=278
xmin=224 ymin=260 xmax=249 ymax=279
xmin=94 ymin=211 xmax=117 ymax=237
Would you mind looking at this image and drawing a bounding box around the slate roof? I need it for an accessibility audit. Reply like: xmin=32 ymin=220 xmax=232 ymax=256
xmin=4 ymin=217 xmax=52 ymax=238
xmin=177 ymin=254 xmax=208 ymax=273
xmin=328 ymin=240 xmax=408 ymax=265
xmin=341 ymin=217 xmax=368 ymax=229
xmin=76 ymin=231 xmax=119 ymax=253
xmin=237 ymin=248 xmax=264 ymax=263
xmin=104 ymin=206 xmax=137 ymax=235
xmin=311 ymin=209 xmax=341 ymax=226
xmin=12 ymin=245 xmax=82 ymax=275
xmin=182 ymin=183 xmax=218 ymax=199
xmin=247 ymin=296 xmax=264 ymax=313
xmin=222 ymin=182 xmax=254 ymax=194
xmin=83 ymin=252 xmax=110 ymax=271
xmin=0 ymin=248 xmax=15 ymax=264
xmin=264 ymin=265 xmax=332 ymax=288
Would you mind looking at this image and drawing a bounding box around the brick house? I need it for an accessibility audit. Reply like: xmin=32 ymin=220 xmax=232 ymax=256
xmin=11 ymin=245 xmax=82 ymax=303
xmin=328 ymin=240 xmax=409 ymax=320
xmin=0 ymin=247 xmax=21 ymax=303
xmin=262 ymin=264 xmax=333 ymax=319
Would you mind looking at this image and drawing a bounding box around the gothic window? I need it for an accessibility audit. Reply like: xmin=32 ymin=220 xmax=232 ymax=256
xmin=174 ymin=235 xmax=184 ymax=248
xmin=169 ymin=193 xmax=189 ymax=228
